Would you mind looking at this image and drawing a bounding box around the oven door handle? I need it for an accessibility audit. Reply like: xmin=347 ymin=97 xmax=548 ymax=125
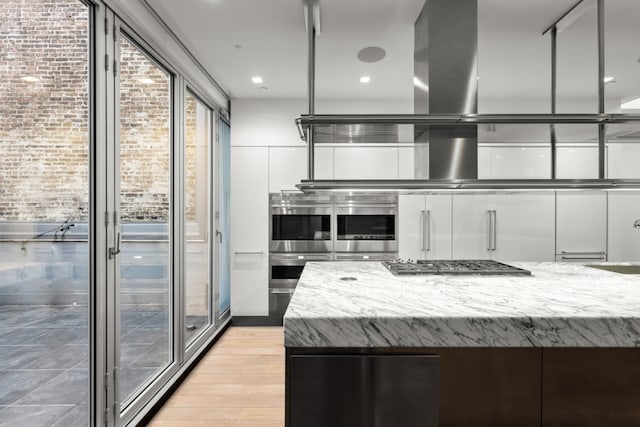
xmin=270 ymin=288 xmax=295 ymax=295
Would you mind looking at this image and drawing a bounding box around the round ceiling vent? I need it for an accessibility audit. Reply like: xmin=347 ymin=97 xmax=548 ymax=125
xmin=357 ymin=46 xmax=386 ymax=63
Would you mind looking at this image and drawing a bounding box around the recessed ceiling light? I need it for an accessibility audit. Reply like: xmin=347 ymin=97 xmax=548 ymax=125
xmin=251 ymin=76 xmax=263 ymax=84
xmin=621 ymin=97 xmax=640 ymax=109
xmin=604 ymin=76 xmax=616 ymax=84
xmin=357 ymin=47 xmax=386 ymax=63
xmin=360 ymin=76 xmax=371 ymax=84
xmin=137 ymin=78 xmax=154 ymax=84
xmin=21 ymin=76 xmax=40 ymax=83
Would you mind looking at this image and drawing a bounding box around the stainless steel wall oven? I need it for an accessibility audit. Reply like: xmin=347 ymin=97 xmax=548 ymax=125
xmin=270 ymin=193 xmax=332 ymax=253
xmin=267 ymin=192 xmax=398 ymax=323
xmin=334 ymin=194 xmax=398 ymax=253
xmin=269 ymin=253 xmax=332 ymax=320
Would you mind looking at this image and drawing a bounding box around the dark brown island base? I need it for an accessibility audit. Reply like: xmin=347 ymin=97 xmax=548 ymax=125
xmin=286 ymin=346 xmax=640 ymax=427
xmin=283 ymin=262 xmax=640 ymax=427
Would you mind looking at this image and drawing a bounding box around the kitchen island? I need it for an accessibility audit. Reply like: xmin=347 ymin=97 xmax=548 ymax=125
xmin=283 ymin=261 xmax=640 ymax=427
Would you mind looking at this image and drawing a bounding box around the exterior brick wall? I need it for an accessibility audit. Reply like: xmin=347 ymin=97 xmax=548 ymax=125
xmin=0 ymin=0 xmax=175 ymax=224
xmin=0 ymin=0 xmax=89 ymax=222
xmin=185 ymin=94 xmax=197 ymax=222
xmin=119 ymin=36 xmax=171 ymax=223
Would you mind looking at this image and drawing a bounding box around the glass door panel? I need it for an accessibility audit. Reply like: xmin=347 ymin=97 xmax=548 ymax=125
xmin=0 ymin=1 xmax=91 ymax=425
xmin=218 ymin=120 xmax=231 ymax=314
xmin=118 ymin=35 xmax=172 ymax=407
xmin=184 ymin=91 xmax=212 ymax=347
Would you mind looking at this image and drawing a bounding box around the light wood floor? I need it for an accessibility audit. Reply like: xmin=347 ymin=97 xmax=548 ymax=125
xmin=149 ymin=327 xmax=285 ymax=427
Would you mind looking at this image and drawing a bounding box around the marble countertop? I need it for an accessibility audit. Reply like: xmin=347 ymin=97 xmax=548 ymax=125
xmin=283 ymin=261 xmax=640 ymax=348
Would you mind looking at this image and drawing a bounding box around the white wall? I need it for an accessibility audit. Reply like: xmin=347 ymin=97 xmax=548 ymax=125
xmin=108 ymin=0 xmax=229 ymax=109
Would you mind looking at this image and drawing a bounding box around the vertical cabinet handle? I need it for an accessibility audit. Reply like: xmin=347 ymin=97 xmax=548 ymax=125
xmin=425 ymin=210 xmax=431 ymax=251
xmin=419 ymin=210 xmax=426 ymax=251
xmin=487 ymin=210 xmax=497 ymax=251
xmin=491 ymin=210 xmax=497 ymax=251
xmin=216 ymin=230 xmax=223 ymax=243
xmin=487 ymin=210 xmax=492 ymax=251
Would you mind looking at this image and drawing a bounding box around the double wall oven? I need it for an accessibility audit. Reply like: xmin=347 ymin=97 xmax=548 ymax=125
xmin=334 ymin=194 xmax=398 ymax=258
xmin=269 ymin=193 xmax=397 ymax=322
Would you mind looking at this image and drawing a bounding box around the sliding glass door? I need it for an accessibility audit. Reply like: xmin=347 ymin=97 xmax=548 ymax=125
xmin=1 ymin=3 xmax=230 ymax=424
xmin=184 ymin=91 xmax=214 ymax=348
xmin=116 ymin=34 xmax=174 ymax=410
xmin=0 ymin=1 xmax=91 ymax=425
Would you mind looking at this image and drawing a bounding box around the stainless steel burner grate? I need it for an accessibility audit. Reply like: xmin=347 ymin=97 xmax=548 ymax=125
xmin=382 ymin=259 xmax=531 ymax=275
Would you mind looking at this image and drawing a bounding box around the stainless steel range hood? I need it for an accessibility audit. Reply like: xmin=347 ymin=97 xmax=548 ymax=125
xmin=414 ymin=0 xmax=478 ymax=180
xmin=294 ymin=0 xmax=640 ymax=193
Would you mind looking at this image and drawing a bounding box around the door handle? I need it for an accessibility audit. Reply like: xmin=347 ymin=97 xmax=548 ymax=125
xmin=109 ymin=232 xmax=121 ymax=259
xmin=216 ymin=230 xmax=223 ymax=243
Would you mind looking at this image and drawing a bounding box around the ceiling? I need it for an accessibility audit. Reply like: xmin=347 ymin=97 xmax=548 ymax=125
xmin=148 ymin=0 xmax=640 ymax=109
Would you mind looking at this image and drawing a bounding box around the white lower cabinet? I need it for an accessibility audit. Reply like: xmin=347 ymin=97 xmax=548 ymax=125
xmin=398 ymin=195 xmax=452 ymax=260
xmin=608 ymin=191 xmax=640 ymax=262
xmin=452 ymin=194 xmax=555 ymax=261
xmin=231 ymin=147 xmax=269 ymax=316
xmin=555 ymin=192 xmax=607 ymax=262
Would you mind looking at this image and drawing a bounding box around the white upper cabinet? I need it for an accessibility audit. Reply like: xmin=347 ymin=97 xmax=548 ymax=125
xmin=398 ymin=146 xmax=415 ymax=179
xmin=333 ymin=146 xmax=399 ymax=180
xmin=556 ymin=146 xmax=602 ymax=179
xmin=608 ymin=191 xmax=640 ymax=262
xmin=399 ymin=195 xmax=452 ymax=261
xmin=607 ymin=143 xmax=640 ymax=179
xmin=314 ymin=146 xmax=334 ymax=179
xmin=230 ymin=146 xmax=269 ymax=316
xmin=478 ymin=146 xmax=551 ymax=179
xmin=452 ymin=194 xmax=555 ymax=261
xmin=555 ymin=192 xmax=607 ymax=261
xmin=268 ymin=147 xmax=306 ymax=192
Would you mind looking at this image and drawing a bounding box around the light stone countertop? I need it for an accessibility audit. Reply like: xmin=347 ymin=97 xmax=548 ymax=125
xmin=283 ymin=261 xmax=640 ymax=348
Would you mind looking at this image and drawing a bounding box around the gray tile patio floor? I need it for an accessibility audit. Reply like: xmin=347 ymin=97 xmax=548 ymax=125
xmin=0 ymin=305 xmax=209 ymax=426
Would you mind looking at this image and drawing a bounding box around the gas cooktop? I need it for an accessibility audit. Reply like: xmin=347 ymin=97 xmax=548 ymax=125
xmin=382 ymin=260 xmax=531 ymax=276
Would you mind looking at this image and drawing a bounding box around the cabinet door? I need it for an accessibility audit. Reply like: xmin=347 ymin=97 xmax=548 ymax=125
xmin=398 ymin=146 xmax=415 ymax=179
xmin=268 ymin=147 xmax=306 ymax=192
xmin=230 ymin=147 xmax=269 ymax=316
xmin=491 ymin=194 xmax=555 ymax=261
xmin=452 ymin=195 xmax=494 ymax=260
xmin=399 ymin=195 xmax=426 ymax=261
xmin=425 ymin=195 xmax=452 ymax=259
xmin=608 ymin=143 xmax=640 ymax=179
xmin=556 ymin=146 xmax=601 ymax=179
xmin=315 ymin=146 xmax=334 ymax=179
xmin=453 ymin=194 xmax=555 ymax=261
xmin=334 ymin=146 xmax=399 ymax=179
xmin=479 ymin=147 xmax=550 ymax=179
xmin=608 ymin=191 xmax=640 ymax=262
xmin=556 ymin=192 xmax=606 ymax=260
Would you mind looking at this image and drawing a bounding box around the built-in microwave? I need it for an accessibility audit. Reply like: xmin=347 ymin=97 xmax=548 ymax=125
xmin=270 ymin=193 xmax=333 ymax=252
xmin=334 ymin=194 xmax=398 ymax=253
